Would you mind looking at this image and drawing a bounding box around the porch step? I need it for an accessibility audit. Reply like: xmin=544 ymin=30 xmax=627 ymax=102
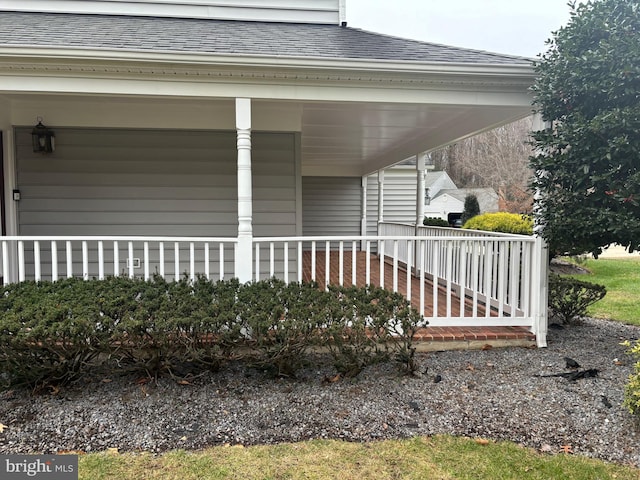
xmin=412 ymin=326 xmax=536 ymax=351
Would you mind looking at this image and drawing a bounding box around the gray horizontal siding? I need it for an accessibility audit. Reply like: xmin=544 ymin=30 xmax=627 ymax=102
xmin=302 ymin=177 xmax=362 ymax=237
xmin=16 ymin=127 xmax=297 ymax=239
xmin=366 ymin=168 xmax=420 ymax=231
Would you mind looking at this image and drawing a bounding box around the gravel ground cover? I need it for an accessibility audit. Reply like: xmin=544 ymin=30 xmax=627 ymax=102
xmin=1 ymin=318 xmax=639 ymax=466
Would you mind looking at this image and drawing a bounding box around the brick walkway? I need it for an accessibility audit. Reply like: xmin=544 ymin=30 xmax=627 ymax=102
xmin=302 ymin=250 xmax=536 ymax=346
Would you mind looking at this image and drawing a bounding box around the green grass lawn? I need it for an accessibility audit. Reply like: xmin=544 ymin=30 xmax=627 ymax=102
xmin=566 ymin=257 xmax=640 ymax=326
xmin=78 ymin=436 xmax=640 ymax=480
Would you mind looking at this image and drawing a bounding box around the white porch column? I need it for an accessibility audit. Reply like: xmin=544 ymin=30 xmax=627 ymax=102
xmin=235 ymin=98 xmax=253 ymax=282
xmin=416 ymin=153 xmax=426 ymax=226
xmin=360 ymin=176 xmax=367 ymax=237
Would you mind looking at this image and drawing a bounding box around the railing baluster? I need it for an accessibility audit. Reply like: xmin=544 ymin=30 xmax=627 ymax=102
xmin=113 ymin=241 xmax=119 ymax=277
xmin=484 ymin=241 xmax=493 ymax=318
xmin=67 ymin=241 xmax=73 ymax=278
xmin=189 ymin=242 xmax=195 ymax=282
xmin=297 ymin=241 xmax=303 ymax=283
xmin=432 ymin=240 xmax=439 ymax=317
xmin=128 ymin=241 xmax=134 ymax=279
xmin=82 ymin=241 xmax=89 ymax=280
xmin=311 ymin=241 xmax=316 ymax=281
xmin=255 ymin=243 xmax=260 ymax=281
xmin=34 ymin=240 xmax=41 ymax=281
xmin=522 ymin=241 xmax=532 ymax=316
xmin=351 ymin=241 xmax=357 ymax=286
xmin=17 ymin=241 xmax=25 ymax=282
xmin=339 ymin=241 xmax=344 ymax=286
xmin=471 ymin=241 xmax=480 ymax=317
xmin=365 ymin=240 xmax=371 ymax=286
xmin=419 ymin=239 xmax=425 ymax=317
xmin=174 ymin=242 xmax=180 ymax=282
xmin=144 ymin=242 xmax=150 ymax=281
xmin=510 ymin=241 xmax=521 ymax=314
xmin=406 ymin=240 xmax=412 ymax=302
xmin=159 ymin=242 xmax=164 ymax=279
xmin=219 ymin=243 xmax=225 ymax=280
xmin=98 ymin=241 xmax=104 ymax=280
xmin=324 ymin=240 xmax=330 ymax=289
xmin=458 ymin=241 xmax=467 ymax=318
xmin=270 ymin=242 xmax=275 ymax=278
xmin=498 ymin=241 xmax=506 ymax=317
xmin=2 ymin=241 xmax=9 ymax=285
xmin=379 ymin=240 xmax=384 ymax=289
xmin=392 ymin=240 xmax=398 ymax=293
xmin=204 ymin=243 xmax=210 ymax=280
xmin=446 ymin=240 xmax=452 ymax=318
xmin=283 ymin=241 xmax=289 ymax=283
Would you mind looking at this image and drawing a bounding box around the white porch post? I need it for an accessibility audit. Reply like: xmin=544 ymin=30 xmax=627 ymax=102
xmin=416 ymin=153 xmax=426 ymax=226
xmin=235 ymin=98 xmax=253 ymax=282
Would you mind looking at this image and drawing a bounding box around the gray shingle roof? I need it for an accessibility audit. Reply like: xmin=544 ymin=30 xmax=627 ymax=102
xmin=0 ymin=11 xmax=531 ymax=65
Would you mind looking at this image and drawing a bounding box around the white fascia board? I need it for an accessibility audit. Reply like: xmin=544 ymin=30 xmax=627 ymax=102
xmin=0 ymin=46 xmax=535 ymax=80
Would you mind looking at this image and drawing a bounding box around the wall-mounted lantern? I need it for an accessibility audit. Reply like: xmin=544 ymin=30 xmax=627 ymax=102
xmin=31 ymin=118 xmax=55 ymax=153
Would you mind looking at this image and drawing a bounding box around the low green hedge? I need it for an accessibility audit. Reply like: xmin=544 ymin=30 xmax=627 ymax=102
xmin=423 ymin=217 xmax=450 ymax=227
xmin=0 ymin=277 xmax=425 ymax=387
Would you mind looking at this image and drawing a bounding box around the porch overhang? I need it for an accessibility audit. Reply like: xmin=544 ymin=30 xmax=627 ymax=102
xmin=0 ymin=47 xmax=535 ymax=177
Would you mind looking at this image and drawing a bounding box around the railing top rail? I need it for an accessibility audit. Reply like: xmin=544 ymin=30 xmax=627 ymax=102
xmin=253 ymin=235 xmax=537 ymax=243
xmin=0 ymin=236 xmax=238 ymax=243
xmin=0 ymin=234 xmax=537 ymax=244
xmin=380 ymin=221 xmax=533 ymax=238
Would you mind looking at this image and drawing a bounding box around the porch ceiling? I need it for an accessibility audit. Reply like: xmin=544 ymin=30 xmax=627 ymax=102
xmin=299 ymin=101 xmax=531 ymax=176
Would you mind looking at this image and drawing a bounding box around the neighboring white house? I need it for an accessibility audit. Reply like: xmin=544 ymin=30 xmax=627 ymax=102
xmin=365 ymin=163 xmax=498 ymax=228
xmin=426 ymin=187 xmax=500 ymax=224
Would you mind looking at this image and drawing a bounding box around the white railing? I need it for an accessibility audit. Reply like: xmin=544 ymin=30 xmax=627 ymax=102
xmin=252 ymin=234 xmax=546 ymax=330
xmin=0 ymin=232 xmax=548 ymax=347
xmin=0 ymin=236 xmax=237 ymax=284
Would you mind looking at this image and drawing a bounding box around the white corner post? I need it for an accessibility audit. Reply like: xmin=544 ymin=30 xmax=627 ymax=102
xmin=531 ymin=235 xmax=549 ymax=347
xmin=235 ymin=98 xmax=253 ymax=282
xmin=416 ymin=153 xmax=426 ymax=227
xmin=531 ymin=111 xmax=549 ymax=347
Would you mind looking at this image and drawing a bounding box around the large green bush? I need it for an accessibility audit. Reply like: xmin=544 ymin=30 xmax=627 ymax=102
xmin=0 ymin=277 xmax=424 ymax=387
xmin=463 ymin=212 xmax=533 ymax=235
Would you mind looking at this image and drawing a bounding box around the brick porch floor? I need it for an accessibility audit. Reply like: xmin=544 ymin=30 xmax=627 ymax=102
xmin=301 ymin=250 xmax=536 ymax=346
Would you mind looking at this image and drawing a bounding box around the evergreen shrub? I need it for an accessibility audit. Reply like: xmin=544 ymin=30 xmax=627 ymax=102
xmin=463 ymin=212 xmax=533 ymax=235
xmin=0 ymin=277 xmax=424 ymax=387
